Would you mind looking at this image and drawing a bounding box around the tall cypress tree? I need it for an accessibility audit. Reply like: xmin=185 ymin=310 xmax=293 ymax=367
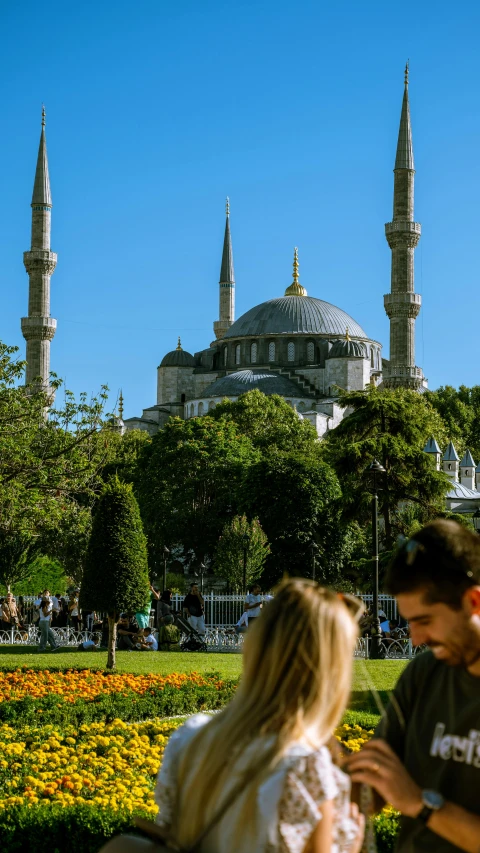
xmin=80 ymin=479 xmax=150 ymax=669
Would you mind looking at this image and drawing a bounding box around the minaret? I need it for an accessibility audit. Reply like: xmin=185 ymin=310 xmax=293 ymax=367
xmin=21 ymin=107 xmax=57 ymax=390
xmin=213 ymin=197 xmax=235 ymax=340
xmin=384 ymin=64 xmax=424 ymax=390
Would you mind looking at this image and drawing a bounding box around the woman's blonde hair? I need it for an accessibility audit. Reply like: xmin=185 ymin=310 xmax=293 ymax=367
xmin=173 ymin=578 xmax=362 ymax=848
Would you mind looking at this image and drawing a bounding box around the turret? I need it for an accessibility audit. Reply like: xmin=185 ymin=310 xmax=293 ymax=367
xmin=423 ymin=436 xmax=442 ymax=471
xmin=460 ymin=449 xmax=476 ymax=490
xmin=383 ymin=64 xmax=424 ymax=390
xmin=213 ymin=198 xmax=235 ymax=340
xmin=442 ymin=441 xmax=460 ymax=482
xmin=21 ymin=107 xmax=57 ymax=391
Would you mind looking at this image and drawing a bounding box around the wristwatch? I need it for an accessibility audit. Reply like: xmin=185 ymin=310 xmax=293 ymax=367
xmin=418 ymin=790 xmax=445 ymax=824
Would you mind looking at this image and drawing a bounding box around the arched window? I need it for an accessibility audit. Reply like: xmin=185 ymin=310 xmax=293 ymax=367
xmin=223 ymin=347 xmax=228 ymax=366
xmin=268 ymin=341 xmax=275 ymax=362
xmin=250 ymin=342 xmax=257 ymax=364
xmin=287 ymin=341 xmax=295 ymax=363
xmin=448 ymin=463 xmax=452 ymax=471
xmin=208 ymin=401 xmax=215 ymax=411
xmin=298 ymin=401 xmax=305 ymax=412
xmin=198 ymin=402 xmax=204 ymax=415
xmin=190 ymin=404 xmax=194 ymax=417
xmin=180 ymin=393 xmax=186 ymax=403
xmin=235 ymin=344 xmax=241 ymax=365
xmin=371 ymin=348 xmax=375 ymax=368
xmin=307 ymin=341 xmax=315 ymax=363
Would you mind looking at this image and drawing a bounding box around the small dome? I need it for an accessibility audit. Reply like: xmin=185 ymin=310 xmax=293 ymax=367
xmin=201 ymin=369 xmax=314 ymax=400
xmin=160 ymin=349 xmax=195 ymax=368
xmin=328 ymin=339 xmax=367 ymax=359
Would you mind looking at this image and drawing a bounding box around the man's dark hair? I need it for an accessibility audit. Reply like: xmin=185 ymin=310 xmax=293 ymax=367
xmin=386 ymin=519 xmax=480 ymax=609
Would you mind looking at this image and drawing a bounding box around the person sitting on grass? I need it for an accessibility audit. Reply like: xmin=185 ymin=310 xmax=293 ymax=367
xmin=100 ymin=579 xmax=366 ymax=853
xmin=117 ymin=614 xmax=140 ymax=651
xmin=77 ymin=637 xmax=102 ymax=651
xmin=135 ymin=627 xmax=158 ymax=651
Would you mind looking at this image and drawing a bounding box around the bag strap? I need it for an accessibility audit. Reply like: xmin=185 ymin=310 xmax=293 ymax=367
xmin=187 ymin=753 xmax=272 ymax=852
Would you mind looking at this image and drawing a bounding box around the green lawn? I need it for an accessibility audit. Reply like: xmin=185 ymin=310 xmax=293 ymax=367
xmin=0 ymin=645 xmax=406 ymax=694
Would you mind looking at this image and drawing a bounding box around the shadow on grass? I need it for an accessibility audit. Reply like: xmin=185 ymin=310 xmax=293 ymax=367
xmin=350 ymin=689 xmax=390 ymax=715
xmin=0 ymin=645 xmax=82 ymax=656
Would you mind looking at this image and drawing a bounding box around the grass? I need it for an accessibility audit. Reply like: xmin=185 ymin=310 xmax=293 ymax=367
xmin=0 ymin=645 xmax=406 ymax=710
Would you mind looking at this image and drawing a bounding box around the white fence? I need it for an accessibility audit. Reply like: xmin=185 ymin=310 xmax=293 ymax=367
xmin=170 ymin=593 xmax=398 ymax=627
xmin=9 ymin=593 xmax=398 ymax=629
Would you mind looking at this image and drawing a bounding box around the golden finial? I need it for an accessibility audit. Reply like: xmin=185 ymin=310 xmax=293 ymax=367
xmin=293 ymin=246 xmax=299 ymax=284
xmin=176 ymin=336 xmax=182 ymax=351
xmin=284 ymin=247 xmax=307 ymax=297
xmin=41 ymin=104 xmax=46 ymax=127
xmin=404 ymin=60 xmax=409 ymax=87
xmin=345 ymin=326 xmax=350 ymax=342
xmin=226 ymin=196 xmax=230 ymax=216
xmin=118 ymin=390 xmax=124 ymax=420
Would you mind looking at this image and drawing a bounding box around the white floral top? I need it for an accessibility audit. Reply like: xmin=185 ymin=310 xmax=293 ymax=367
xmin=155 ymin=714 xmax=360 ymax=853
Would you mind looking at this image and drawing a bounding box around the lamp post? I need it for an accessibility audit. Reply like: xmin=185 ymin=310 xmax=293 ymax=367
xmin=241 ymin=533 xmax=250 ymax=595
xmin=366 ymin=459 xmax=386 ymax=660
xmin=162 ymin=545 xmax=170 ymax=593
xmin=199 ymin=562 xmax=206 ymax=594
xmin=473 ymin=508 xmax=480 ymax=535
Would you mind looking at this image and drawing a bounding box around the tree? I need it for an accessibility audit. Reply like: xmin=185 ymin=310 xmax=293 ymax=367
xmin=241 ymin=448 xmax=344 ymax=586
xmin=426 ymin=385 xmax=480 ymax=461
xmin=136 ymin=416 xmax=258 ymax=566
xmin=80 ymin=480 xmax=150 ymax=669
xmin=210 ymin=389 xmax=319 ymax=452
xmin=213 ymin=515 xmax=270 ymax=590
xmin=0 ymin=340 xmax=111 ymax=590
xmin=322 ymin=386 xmax=452 ymax=554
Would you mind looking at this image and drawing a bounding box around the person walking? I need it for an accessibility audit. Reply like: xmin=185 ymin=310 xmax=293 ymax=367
xmin=244 ymin=583 xmax=263 ymax=627
xmin=37 ymin=589 xmax=59 ymax=652
xmin=183 ymin=583 xmax=206 ymax=637
xmin=347 ymin=519 xmax=480 ymax=853
xmin=100 ymin=579 xmax=366 ymax=853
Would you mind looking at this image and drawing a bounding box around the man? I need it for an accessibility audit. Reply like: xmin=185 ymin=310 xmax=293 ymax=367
xmin=37 ymin=589 xmax=59 ymax=652
xmin=50 ymin=592 xmax=60 ymax=627
xmin=244 ymin=583 xmax=262 ymax=627
xmin=182 ymin=583 xmax=205 ymax=637
xmin=1 ymin=593 xmax=19 ymax=634
xmin=347 ymin=519 xmax=480 ymax=852
xmin=117 ymin=614 xmax=140 ymax=650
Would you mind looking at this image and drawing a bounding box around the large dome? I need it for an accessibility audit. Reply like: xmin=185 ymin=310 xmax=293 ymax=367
xmin=202 ymin=369 xmax=314 ymax=399
xmin=223 ymin=296 xmax=367 ymax=339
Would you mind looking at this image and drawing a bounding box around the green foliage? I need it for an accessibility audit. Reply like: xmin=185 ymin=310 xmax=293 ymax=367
xmin=426 ymin=385 xmax=480 ymax=460
xmin=242 ymin=448 xmax=344 ymax=585
xmin=323 ymin=387 xmax=452 ymax=552
xmin=373 ymin=809 xmax=401 ymax=852
xmin=0 ymin=802 xmax=151 ymax=853
xmin=101 ymin=428 xmax=152 ymax=484
xmin=213 ymin=515 xmax=270 ymax=590
xmin=2 ymin=555 xmax=67 ymax=596
xmin=164 ymin=572 xmax=185 ymax=594
xmin=210 ymin=390 xmax=319 ymax=452
xmin=80 ymin=480 xmax=150 ymax=617
xmin=0 ymin=340 xmax=111 ymax=590
xmin=136 ymin=415 xmax=258 ymax=564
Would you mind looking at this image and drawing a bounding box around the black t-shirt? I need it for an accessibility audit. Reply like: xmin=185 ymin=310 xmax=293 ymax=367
xmin=376 ymin=650 xmax=480 ymax=852
xmin=183 ymin=594 xmax=203 ymax=617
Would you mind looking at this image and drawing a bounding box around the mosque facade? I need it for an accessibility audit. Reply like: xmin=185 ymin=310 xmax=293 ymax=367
xmin=124 ymin=64 xmax=425 ymax=437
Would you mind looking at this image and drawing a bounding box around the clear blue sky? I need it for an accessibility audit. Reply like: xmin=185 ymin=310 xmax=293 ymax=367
xmin=2 ymin=0 xmax=480 ymax=418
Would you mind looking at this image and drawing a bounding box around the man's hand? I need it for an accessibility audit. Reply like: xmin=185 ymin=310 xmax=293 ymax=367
xmin=346 ymin=739 xmax=422 ymax=818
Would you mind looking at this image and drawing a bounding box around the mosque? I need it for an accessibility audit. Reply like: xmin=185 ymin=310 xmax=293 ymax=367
xmin=17 ymin=70 xmax=480 ymax=512
xmin=123 ymin=65 xmax=425 ymax=436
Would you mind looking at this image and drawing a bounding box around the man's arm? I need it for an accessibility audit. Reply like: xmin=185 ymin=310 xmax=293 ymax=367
xmin=347 ymin=739 xmax=480 ymax=853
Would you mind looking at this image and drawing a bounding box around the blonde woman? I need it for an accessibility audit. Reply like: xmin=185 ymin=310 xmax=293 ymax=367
xmin=101 ymin=579 xmax=365 ymax=853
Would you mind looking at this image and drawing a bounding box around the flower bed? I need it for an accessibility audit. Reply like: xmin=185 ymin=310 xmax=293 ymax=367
xmin=0 ymin=669 xmax=237 ymax=726
xmin=0 ymin=669 xmax=399 ymax=852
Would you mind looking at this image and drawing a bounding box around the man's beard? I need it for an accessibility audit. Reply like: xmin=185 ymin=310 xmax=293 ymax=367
xmin=432 ymin=621 xmax=480 ymax=668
